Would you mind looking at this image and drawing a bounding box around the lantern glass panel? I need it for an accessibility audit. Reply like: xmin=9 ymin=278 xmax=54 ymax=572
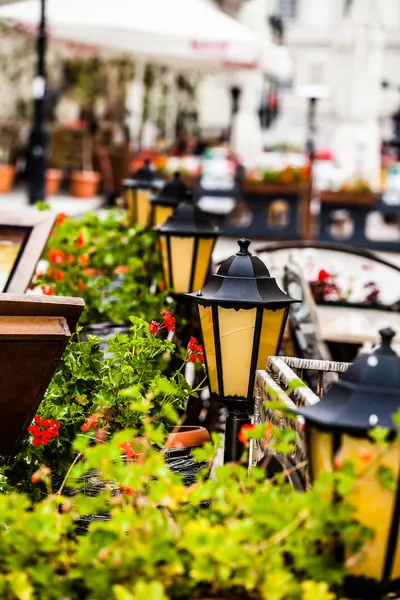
xmin=137 ymin=189 xmax=152 ymax=227
xmin=257 ymin=308 xmax=286 ymax=369
xmin=170 ymin=236 xmax=195 ymax=293
xmin=193 ymin=237 xmax=215 ymax=292
xmin=159 ymin=235 xmax=170 ymax=287
xmin=198 ymin=305 xmax=218 ymax=394
xmin=218 ymin=307 xmax=257 ymax=397
xmin=154 ymin=205 xmax=174 ymax=228
xmin=308 ymin=425 xmax=333 ymax=482
xmin=338 ymin=435 xmax=400 ymax=581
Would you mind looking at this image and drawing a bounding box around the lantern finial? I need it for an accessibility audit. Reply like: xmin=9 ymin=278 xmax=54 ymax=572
xmin=377 ymin=328 xmax=397 ymax=355
xmin=237 ymin=238 xmax=251 ymax=256
xmin=380 ymin=327 xmax=396 ymax=345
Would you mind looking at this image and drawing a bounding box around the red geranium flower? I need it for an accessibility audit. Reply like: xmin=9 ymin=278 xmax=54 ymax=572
xmin=76 ymin=231 xmax=85 ymax=249
xmin=238 ymin=423 xmax=255 ymax=443
xmin=47 ymin=268 xmax=64 ymax=282
xmin=78 ymin=254 xmax=89 ymax=267
xmin=317 ymin=269 xmax=332 ymax=283
xmin=161 ymin=310 xmax=175 ymax=332
xmin=48 ymin=249 xmax=66 ymax=265
xmin=119 ymin=441 xmax=136 ymax=461
xmin=187 ymin=337 xmax=204 ymax=364
xmin=148 ymin=321 xmax=160 ymax=334
xmin=29 ymin=416 xmax=60 ymax=446
xmin=55 ymin=212 xmax=67 ymax=226
xmin=41 ymin=285 xmax=55 ymax=296
xmin=114 ymin=265 xmax=129 ymax=276
xmin=81 ymin=412 xmax=101 ymax=432
xmin=78 ymin=280 xmax=87 ymax=291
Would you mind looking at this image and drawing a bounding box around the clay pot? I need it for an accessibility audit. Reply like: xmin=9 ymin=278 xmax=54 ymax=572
xmin=0 ymin=164 xmax=15 ymax=193
xmin=45 ymin=168 xmax=62 ymax=196
xmin=165 ymin=425 xmax=210 ymax=449
xmin=70 ymin=170 xmax=100 ymax=199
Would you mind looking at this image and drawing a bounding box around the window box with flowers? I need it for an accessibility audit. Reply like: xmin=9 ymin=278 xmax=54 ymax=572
xmin=320 ymin=181 xmax=377 ymax=207
xmin=309 ymin=268 xmax=400 ymax=311
xmin=243 ymin=166 xmax=310 ymax=195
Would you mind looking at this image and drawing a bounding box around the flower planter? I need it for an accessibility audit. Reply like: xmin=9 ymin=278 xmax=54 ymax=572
xmin=56 ymin=425 xmax=211 ymax=534
xmin=70 ymin=171 xmax=100 ymax=199
xmin=0 ymin=163 xmax=15 ymax=193
xmin=320 ymin=190 xmax=377 ymax=207
xmin=243 ymin=181 xmax=305 ymax=195
xmin=45 ymin=168 xmax=62 ymax=196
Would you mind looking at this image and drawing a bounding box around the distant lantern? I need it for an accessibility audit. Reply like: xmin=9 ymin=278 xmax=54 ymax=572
xmin=154 ymin=197 xmax=218 ymax=295
xmin=295 ymin=328 xmax=400 ymax=599
xmin=123 ymin=159 xmax=163 ymax=227
xmin=150 ymin=171 xmax=188 ymax=228
xmin=187 ymin=238 xmax=298 ymax=462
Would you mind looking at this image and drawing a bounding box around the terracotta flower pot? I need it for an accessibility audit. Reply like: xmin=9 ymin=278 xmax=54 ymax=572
xmin=0 ymin=164 xmax=15 ymax=193
xmin=70 ymin=170 xmax=100 ymax=199
xmin=45 ymin=168 xmax=62 ymax=196
xmin=165 ymin=425 xmax=210 ymax=449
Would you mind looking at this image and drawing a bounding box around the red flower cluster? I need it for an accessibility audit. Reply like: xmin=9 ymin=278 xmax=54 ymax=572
xmin=49 ymin=249 xmax=66 ymax=265
xmin=47 ymin=268 xmax=64 ymax=282
xmin=76 ymin=231 xmax=85 ymax=249
xmin=28 ymin=416 xmax=60 ymax=446
xmin=81 ymin=412 xmax=101 ymax=432
xmin=187 ymin=337 xmax=204 ymax=364
xmin=317 ymin=269 xmax=332 ymax=283
xmin=238 ymin=423 xmax=255 ymax=443
xmin=119 ymin=441 xmax=136 ymax=461
xmin=148 ymin=309 xmax=176 ymax=335
xmin=55 ymin=212 xmax=67 ymax=227
xmin=120 ymin=486 xmax=133 ymax=495
xmin=41 ymin=285 xmax=55 ymax=296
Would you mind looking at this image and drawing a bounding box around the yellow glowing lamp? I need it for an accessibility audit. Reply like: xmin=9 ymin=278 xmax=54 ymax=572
xmin=154 ymin=199 xmax=219 ymax=295
xmin=187 ymin=238 xmax=298 ymax=463
xmin=150 ymin=172 xmax=188 ymax=228
xmin=123 ymin=159 xmax=163 ymax=228
xmin=295 ymin=328 xmax=400 ymax=599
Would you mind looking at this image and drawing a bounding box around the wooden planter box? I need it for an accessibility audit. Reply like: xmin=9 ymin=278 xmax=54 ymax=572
xmin=320 ymin=190 xmax=377 ymax=207
xmin=243 ymin=182 xmax=306 ymax=195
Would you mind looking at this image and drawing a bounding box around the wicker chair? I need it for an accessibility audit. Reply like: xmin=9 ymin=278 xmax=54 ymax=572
xmin=252 ymin=356 xmax=351 ymax=489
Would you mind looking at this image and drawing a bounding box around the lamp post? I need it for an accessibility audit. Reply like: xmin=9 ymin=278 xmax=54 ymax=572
xmin=294 ymin=328 xmax=400 ymax=599
xmin=150 ymin=171 xmax=188 ymax=228
xmin=187 ymin=238 xmax=298 ymax=463
xmin=123 ymin=159 xmax=163 ymax=227
xmin=298 ymin=84 xmax=330 ymax=159
xmin=154 ymin=197 xmax=219 ymax=295
xmin=27 ymin=0 xmax=47 ymax=204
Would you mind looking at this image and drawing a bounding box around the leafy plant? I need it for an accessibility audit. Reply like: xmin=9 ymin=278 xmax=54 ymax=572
xmin=1 ymin=316 xmax=203 ymax=495
xmin=33 ymin=209 xmax=170 ymax=325
xmin=0 ymin=426 xmax=369 ymax=600
xmin=246 ymin=166 xmax=309 ymax=185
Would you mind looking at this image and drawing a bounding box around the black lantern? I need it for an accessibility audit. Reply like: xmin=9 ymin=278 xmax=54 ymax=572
xmin=295 ymin=328 xmax=400 ymax=599
xmin=154 ymin=198 xmax=219 ymax=295
xmin=187 ymin=238 xmax=298 ymax=463
xmin=123 ymin=159 xmax=164 ymax=227
xmin=150 ymin=171 xmax=188 ymax=228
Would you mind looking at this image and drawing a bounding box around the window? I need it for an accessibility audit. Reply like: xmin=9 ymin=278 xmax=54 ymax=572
xmin=276 ymin=0 xmax=298 ymax=21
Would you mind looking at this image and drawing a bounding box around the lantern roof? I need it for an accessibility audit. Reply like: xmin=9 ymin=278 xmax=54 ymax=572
xmin=187 ymin=238 xmax=299 ymax=309
xmin=295 ymin=328 xmax=400 ymax=434
xmin=155 ymin=197 xmax=219 ymax=237
xmin=150 ymin=171 xmax=188 ymax=207
xmin=123 ymin=159 xmax=164 ymax=190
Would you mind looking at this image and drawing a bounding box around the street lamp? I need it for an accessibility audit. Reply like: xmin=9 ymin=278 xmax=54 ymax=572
xmin=150 ymin=171 xmax=188 ymax=228
xmin=295 ymin=328 xmax=400 ymax=599
xmin=187 ymin=238 xmax=298 ymax=463
xmin=154 ymin=198 xmax=219 ymax=295
xmin=27 ymin=0 xmax=47 ymax=204
xmin=123 ymin=159 xmax=163 ymax=227
xmin=297 ymin=84 xmax=330 ymax=159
